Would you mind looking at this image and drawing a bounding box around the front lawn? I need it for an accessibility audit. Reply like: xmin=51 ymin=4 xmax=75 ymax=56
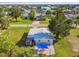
xmin=10 ymin=17 xmax=32 ymax=24
xmin=0 ymin=27 xmax=35 ymax=57
xmin=10 ymin=20 xmax=32 ymax=24
xmin=40 ymin=20 xmax=49 ymax=24
xmin=39 ymin=18 xmax=50 ymax=24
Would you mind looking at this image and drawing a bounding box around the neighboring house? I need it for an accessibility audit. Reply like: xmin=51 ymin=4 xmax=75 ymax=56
xmin=38 ymin=6 xmax=51 ymax=12
xmin=3 ymin=12 xmax=8 ymax=15
xmin=35 ymin=13 xmax=41 ymax=17
xmin=33 ymin=12 xmax=45 ymax=21
xmin=51 ymin=6 xmax=57 ymax=10
xmin=75 ymin=6 xmax=79 ymax=10
xmin=64 ymin=10 xmax=76 ymax=19
xmin=22 ymin=8 xmax=30 ymax=18
xmin=64 ymin=10 xmax=74 ymax=14
xmin=34 ymin=16 xmax=45 ymax=21
xmin=65 ymin=14 xmax=74 ymax=19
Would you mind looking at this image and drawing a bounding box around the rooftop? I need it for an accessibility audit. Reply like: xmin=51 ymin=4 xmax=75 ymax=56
xmin=27 ymin=28 xmax=53 ymax=40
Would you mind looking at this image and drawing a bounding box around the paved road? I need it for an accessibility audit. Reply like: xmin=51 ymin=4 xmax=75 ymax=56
xmin=10 ymin=21 xmax=48 ymax=27
xmin=10 ymin=23 xmax=79 ymax=28
xmin=10 ymin=24 xmax=48 ymax=27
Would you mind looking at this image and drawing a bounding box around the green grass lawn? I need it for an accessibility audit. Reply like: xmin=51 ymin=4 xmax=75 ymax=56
xmin=10 ymin=20 xmax=32 ymax=24
xmin=54 ymin=38 xmax=73 ymax=57
xmin=54 ymin=28 xmax=79 ymax=57
xmin=39 ymin=16 xmax=54 ymax=24
xmin=39 ymin=18 xmax=50 ymax=24
xmin=40 ymin=20 xmax=49 ymax=24
xmin=1 ymin=27 xmax=29 ymax=44
xmin=0 ymin=27 xmax=34 ymax=57
xmin=10 ymin=17 xmax=32 ymax=24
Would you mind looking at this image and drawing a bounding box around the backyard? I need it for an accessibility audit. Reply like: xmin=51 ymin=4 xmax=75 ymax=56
xmin=54 ymin=28 xmax=79 ymax=57
xmin=0 ymin=27 xmax=35 ymax=57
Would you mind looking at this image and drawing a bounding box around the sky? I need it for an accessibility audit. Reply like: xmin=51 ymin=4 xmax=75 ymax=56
xmin=0 ymin=0 xmax=79 ymax=4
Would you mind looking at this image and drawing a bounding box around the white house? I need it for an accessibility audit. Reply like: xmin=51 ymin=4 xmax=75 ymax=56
xmin=22 ymin=8 xmax=30 ymax=18
xmin=41 ymin=6 xmax=51 ymax=12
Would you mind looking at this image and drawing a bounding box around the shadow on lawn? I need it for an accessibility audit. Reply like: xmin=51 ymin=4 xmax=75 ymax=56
xmin=16 ymin=33 xmax=28 ymax=47
xmin=53 ymin=38 xmax=62 ymax=45
xmin=53 ymin=40 xmax=58 ymax=45
xmin=77 ymin=35 xmax=79 ymax=38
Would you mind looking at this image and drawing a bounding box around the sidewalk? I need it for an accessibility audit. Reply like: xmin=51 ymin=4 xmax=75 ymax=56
xmin=10 ymin=21 xmax=48 ymax=27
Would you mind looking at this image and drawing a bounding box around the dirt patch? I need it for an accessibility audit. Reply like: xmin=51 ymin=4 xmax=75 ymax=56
xmin=66 ymin=29 xmax=79 ymax=52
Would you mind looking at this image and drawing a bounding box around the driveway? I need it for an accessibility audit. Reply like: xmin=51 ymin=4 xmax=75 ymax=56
xmin=47 ymin=45 xmax=55 ymax=55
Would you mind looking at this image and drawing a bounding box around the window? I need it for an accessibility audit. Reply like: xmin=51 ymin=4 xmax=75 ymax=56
xmin=38 ymin=40 xmax=40 ymax=42
xmin=48 ymin=40 xmax=50 ymax=42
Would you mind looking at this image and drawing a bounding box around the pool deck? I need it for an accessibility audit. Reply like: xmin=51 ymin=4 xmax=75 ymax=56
xmin=35 ymin=45 xmax=55 ymax=56
xmin=48 ymin=45 xmax=55 ymax=55
xmin=43 ymin=45 xmax=55 ymax=56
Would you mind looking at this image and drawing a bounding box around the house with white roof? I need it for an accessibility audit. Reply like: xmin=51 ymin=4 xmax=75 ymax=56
xmin=26 ymin=28 xmax=54 ymax=55
xmin=39 ymin=6 xmax=51 ymax=12
xmin=26 ymin=28 xmax=53 ymax=46
xmin=26 ymin=28 xmax=55 ymax=55
xmin=22 ymin=8 xmax=30 ymax=18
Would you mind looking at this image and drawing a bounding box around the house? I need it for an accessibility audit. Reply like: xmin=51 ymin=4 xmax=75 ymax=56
xmin=38 ymin=6 xmax=51 ymax=12
xmin=26 ymin=28 xmax=54 ymax=55
xmin=51 ymin=6 xmax=57 ymax=10
xmin=26 ymin=28 xmax=53 ymax=46
xmin=33 ymin=12 xmax=45 ymax=21
xmin=22 ymin=8 xmax=30 ymax=18
xmin=75 ymin=6 xmax=79 ymax=10
xmin=26 ymin=28 xmax=55 ymax=55
xmin=34 ymin=16 xmax=45 ymax=21
xmin=64 ymin=9 xmax=74 ymax=14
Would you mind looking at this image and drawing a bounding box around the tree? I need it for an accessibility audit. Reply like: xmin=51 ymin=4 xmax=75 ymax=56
xmin=23 ymin=47 xmax=35 ymax=57
xmin=74 ymin=16 xmax=79 ymax=27
xmin=8 ymin=5 xmax=23 ymax=22
xmin=48 ymin=10 xmax=72 ymax=41
xmin=0 ymin=6 xmax=5 ymax=24
xmin=0 ymin=31 xmax=15 ymax=56
xmin=15 ymin=47 xmax=35 ymax=57
xmin=0 ymin=6 xmax=4 ymax=17
xmin=1 ymin=16 xmax=9 ymax=29
xmin=46 ymin=10 xmax=51 ymax=15
xmin=1 ymin=18 xmax=9 ymax=29
xmin=29 ymin=9 xmax=35 ymax=20
xmin=3 ymin=41 xmax=15 ymax=57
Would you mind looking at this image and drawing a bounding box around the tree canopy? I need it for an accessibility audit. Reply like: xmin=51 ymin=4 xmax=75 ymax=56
xmin=8 ymin=5 xmax=23 ymax=21
xmin=29 ymin=9 xmax=35 ymax=20
xmin=48 ymin=10 xmax=72 ymax=40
